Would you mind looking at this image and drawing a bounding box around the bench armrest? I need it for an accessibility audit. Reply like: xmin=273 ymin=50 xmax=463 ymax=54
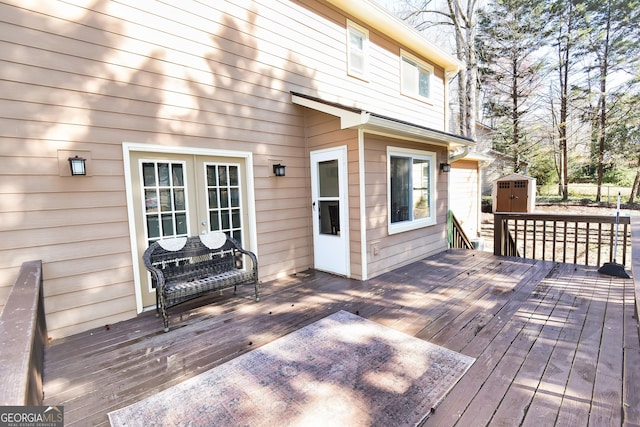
xmin=238 ymin=247 xmax=258 ymax=274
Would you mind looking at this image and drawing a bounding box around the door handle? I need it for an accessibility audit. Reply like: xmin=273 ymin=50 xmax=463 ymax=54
xmin=312 ymin=201 xmax=316 ymax=210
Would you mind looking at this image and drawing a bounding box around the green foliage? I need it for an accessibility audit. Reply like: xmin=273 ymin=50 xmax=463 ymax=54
xmin=603 ymin=167 xmax=635 ymax=186
xmin=529 ymin=153 xmax=557 ymax=185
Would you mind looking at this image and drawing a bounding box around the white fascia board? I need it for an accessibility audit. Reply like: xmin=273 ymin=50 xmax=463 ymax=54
xmin=291 ymin=93 xmax=362 ymax=129
xmin=292 ymin=93 xmax=474 ymax=148
xmin=363 ymin=115 xmax=475 ymax=148
xmin=324 ymin=0 xmax=462 ymax=74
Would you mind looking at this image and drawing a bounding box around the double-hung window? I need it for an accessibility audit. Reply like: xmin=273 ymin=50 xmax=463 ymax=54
xmin=347 ymin=20 xmax=369 ymax=80
xmin=400 ymin=50 xmax=433 ymax=102
xmin=388 ymin=147 xmax=436 ymax=233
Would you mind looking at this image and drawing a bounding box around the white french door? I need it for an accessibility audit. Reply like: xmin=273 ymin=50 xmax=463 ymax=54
xmin=310 ymin=147 xmax=349 ymax=276
xmin=128 ymin=151 xmax=249 ymax=308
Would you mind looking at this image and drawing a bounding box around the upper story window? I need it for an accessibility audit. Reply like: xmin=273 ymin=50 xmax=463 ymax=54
xmin=401 ymin=50 xmax=433 ymax=102
xmin=347 ymin=20 xmax=369 ymax=80
xmin=388 ymin=147 xmax=436 ymax=234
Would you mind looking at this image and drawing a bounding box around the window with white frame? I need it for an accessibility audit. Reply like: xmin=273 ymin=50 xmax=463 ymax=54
xmin=388 ymin=147 xmax=436 ymax=233
xmin=347 ymin=20 xmax=369 ymax=80
xmin=400 ymin=50 xmax=433 ymax=101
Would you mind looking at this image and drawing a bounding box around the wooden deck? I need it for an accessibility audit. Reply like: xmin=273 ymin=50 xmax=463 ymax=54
xmin=42 ymin=250 xmax=640 ymax=426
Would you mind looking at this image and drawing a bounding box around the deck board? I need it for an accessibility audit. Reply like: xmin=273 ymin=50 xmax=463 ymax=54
xmin=41 ymin=250 xmax=638 ymax=426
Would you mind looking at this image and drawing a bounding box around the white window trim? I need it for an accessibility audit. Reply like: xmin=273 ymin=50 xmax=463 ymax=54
xmin=346 ymin=20 xmax=369 ymax=81
xmin=387 ymin=146 xmax=437 ymax=235
xmin=400 ymin=49 xmax=434 ymax=103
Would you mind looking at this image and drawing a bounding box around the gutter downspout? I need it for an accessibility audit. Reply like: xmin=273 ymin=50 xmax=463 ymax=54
xmin=449 ymin=146 xmax=470 ymax=163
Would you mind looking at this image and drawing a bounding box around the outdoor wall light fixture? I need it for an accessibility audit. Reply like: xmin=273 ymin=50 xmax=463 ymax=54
xmin=440 ymin=163 xmax=451 ymax=173
xmin=68 ymin=155 xmax=87 ymax=176
xmin=273 ymin=164 xmax=286 ymax=177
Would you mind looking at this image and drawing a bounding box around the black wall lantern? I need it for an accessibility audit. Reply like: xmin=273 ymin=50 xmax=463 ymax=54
xmin=440 ymin=163 xmax=451 ymax=173
xmin=68 ymin=155 xmax=87 ymax=176
xmin=273 ymin=164 xmax=286 ymax=177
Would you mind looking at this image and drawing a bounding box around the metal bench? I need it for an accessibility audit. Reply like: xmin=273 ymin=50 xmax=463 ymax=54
xmin=143 ymin=232 xmax=259 ymax=332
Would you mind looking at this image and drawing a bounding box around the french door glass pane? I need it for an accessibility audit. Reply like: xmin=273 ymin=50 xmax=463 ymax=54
xmin=221 ymin=211 xmax=230 ymax=229
xmin=143 ymin=163 xmax=156 ymax=186
xmin=159 ymin=189 xmax=172 ymax=211
xmin=218 ymin=166 xmax=228 ymax=186
xmin=210 ymin=211 xmax=219 ymax=230
xmin=176 ymin=213 xmax=187 ymax=235
xmin=174 ymin=189 xmax=185 ymax=210
xmin=172 ymin=164 xmax=184 ymax=186
xmin=158 ymin=163 xmax=170 ymax=186
xmin=230 ymin=188 xmax=240 ymax=207
xmin=232 ymin=209 xmax=241 ymax=227
xmin=147 ymin=216 xmax=160 ymax=239
xmin=207 ymin=166 xmax=217 ymax=186
xmin=219 ymin=189 xmax=229 ymax=208
xmin=161 ymin=214 xmax=174 ymax=236
xmin=208 ymin=189 xmax=218 ymax=208
xmin=145 ymin=189 xmax=158 ymax=213
xmin=229 ymin=166 xmax=239 ymax=186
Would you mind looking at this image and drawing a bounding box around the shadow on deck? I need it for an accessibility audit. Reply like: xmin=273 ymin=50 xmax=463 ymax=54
xmin=42 ymin=250 xmax=640 ymax=426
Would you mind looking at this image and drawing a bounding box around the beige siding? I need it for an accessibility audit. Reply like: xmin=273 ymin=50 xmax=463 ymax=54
xmin=364 ymin=136 xmax=449 ymax=278
xmin=1 ymin=0 xmax=452 ymax=336
xmin=451 ymin=160 xmax=480 ymax=238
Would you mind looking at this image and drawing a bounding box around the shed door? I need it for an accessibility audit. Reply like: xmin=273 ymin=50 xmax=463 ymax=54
xmin=496 ymin=180 xmax=528 ymax=212
xmin=511 ymin=180 xmax=528 ymax=212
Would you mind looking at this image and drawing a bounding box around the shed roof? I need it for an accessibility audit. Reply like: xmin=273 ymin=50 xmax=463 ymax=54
xmin=494 ymin=173 xmax=536 ymax=182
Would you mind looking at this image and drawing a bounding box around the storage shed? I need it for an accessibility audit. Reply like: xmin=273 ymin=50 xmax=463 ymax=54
xmin=492 ymin=173 xmax=536 ymax=213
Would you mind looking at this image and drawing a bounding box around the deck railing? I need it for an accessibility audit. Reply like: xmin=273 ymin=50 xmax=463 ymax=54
xmin=494 ymin=213 xmax=631 ymax=266
xmin=0 ymin=260 xmax=46 ymax=406
xmin=449 ymin=210 xmax=474 ymax=250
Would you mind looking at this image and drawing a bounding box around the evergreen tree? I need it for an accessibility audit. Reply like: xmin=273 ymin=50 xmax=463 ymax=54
xmin=478 ymin=0 xmax=548 ymax=172
xmin=545 ymin=0 xmax=587 ymax=200
xmin=581 ymin=0 xmax=640 ymax=201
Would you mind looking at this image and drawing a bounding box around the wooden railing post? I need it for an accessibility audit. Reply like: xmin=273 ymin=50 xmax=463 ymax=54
xmin=494 ymin=214 xmax=504 ymax=256
xmin=0 ymin=260 xmax=46 ymax=406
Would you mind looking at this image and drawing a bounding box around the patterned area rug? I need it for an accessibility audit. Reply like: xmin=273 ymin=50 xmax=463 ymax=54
xmin=108 ymin=310 xmax=474 ymax=427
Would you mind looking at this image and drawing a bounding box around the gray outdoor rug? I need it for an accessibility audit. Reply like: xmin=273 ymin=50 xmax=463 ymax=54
xmin=108 ymin=310 xmax=474 ymax=427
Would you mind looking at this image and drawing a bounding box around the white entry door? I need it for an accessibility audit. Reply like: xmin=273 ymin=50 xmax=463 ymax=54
xmin=310 ymin=147 xmax=349 ymax=276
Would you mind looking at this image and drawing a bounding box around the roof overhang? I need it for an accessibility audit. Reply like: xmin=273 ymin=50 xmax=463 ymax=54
xmin=292 ymin=92 xmax=475 ymax=149
xmin=451 ymin=150 xmax=494 ymax=168
xmin=323 ymin=0 xmax=462 ymax=74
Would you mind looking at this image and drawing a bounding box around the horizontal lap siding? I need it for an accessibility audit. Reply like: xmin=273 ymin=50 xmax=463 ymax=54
xmin=0 ymin=0 xmax=311 ymax=335
xmin=1 ymin=0 xmax=451 ymax=336
xmin=364 ymin=136 xmax=449 ymax=278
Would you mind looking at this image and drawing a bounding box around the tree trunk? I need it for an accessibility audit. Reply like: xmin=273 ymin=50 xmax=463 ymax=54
xmin=595 ymin=5 xmax=611 ymax=203
xmin=629 ymin=153 xmax=640 ymax=204
xmin=447 ymin=0 xmax=478 ymax=140
xmin=465 ymin=15 xmax=477 ymax=141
